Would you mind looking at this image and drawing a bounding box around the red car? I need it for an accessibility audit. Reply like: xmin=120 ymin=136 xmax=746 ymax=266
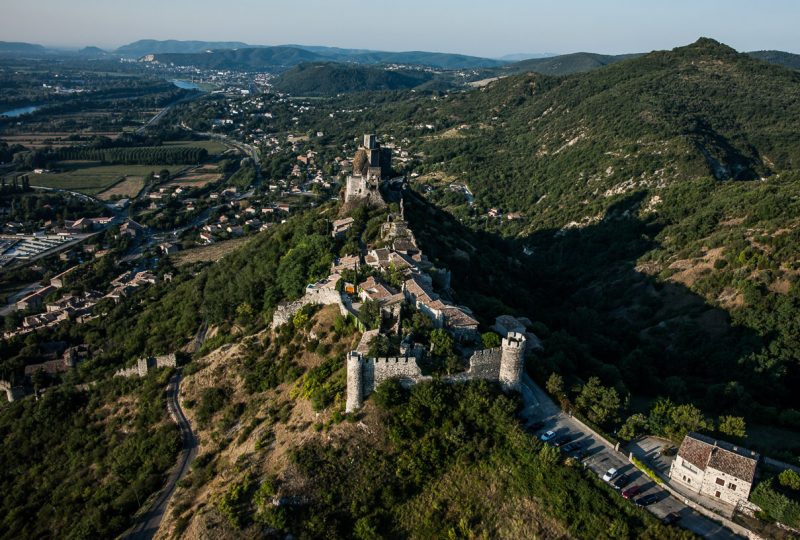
xmin=622 ymin=484 xmax=641 ymax=499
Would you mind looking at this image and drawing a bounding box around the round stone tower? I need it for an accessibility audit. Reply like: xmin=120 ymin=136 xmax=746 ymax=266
xmin=346 ymin=352 xmax=364 ymax=413
xmin=499 ymin=332 xmax=526 ymax=391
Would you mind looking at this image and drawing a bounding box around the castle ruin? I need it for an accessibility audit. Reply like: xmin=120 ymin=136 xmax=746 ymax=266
xmin=114 ymin=353 xmax=177 ymax=378
xmin=346 ymin=332 xmax=526 ymax=412
xmin=344 ymin=134 xmax=390 ymax=206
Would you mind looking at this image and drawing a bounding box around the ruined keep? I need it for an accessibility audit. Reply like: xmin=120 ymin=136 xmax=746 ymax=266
xmin=345 ymin=332 xmax=526 ymax=412
xmin=344 ymin=133 xmax=390 ymax=206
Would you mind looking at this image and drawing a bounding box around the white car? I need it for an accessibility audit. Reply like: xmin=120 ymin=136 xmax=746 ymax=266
xmin=540 ymin=430 xmax=557 ymax=442
xmin=602 ymin=467 xmax=620 ymax=482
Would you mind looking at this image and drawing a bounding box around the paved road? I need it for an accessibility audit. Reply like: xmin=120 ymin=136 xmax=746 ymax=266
xmin=519 ymin=374 xmax=742 ymax=539
xmin=124 ymin=369 xmax=197 ymax=540
xmin=0 ymin=281 xmax=42 ymax=316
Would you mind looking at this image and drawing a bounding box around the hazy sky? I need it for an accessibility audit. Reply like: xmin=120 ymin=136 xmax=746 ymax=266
xmin=3 ymin=0 xmax=799 ymax=57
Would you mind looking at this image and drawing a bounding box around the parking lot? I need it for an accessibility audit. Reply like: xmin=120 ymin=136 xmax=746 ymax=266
xmin=519 ymin=374 xmax=743 ymax=539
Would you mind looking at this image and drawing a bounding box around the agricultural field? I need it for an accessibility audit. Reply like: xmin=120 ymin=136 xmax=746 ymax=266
xmin=166 ymin=164 xmax=223 ymax=188
xmin=163 ymin=140 xmax=228 ymax=155
xmin=30 ymin=161 xmax=191 ymax=195
xmin=1 ymin=132 xmax=123 ymax=149
xmin=96 ymin=176 xmax=146 ymax=200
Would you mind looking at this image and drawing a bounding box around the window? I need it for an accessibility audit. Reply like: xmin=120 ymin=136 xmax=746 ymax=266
xmin=716 ymin=478 xmax=725 ymax=486
xmin=715 ymin=491 xmax=721 ymax=498
xmin=728 ymin=483 xmax=736 ymax=491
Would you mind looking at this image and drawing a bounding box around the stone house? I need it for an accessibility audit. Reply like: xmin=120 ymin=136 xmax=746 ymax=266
xmin=669 ymin=432 xmax=759 ymax=506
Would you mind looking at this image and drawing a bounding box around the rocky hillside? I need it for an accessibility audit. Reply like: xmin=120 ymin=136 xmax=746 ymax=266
xmin=156 ymin=305 xmax=684 ymax=539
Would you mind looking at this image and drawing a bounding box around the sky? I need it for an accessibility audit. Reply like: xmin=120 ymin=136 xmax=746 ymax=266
xmin=3 ymin=0 xmax=800 ymax=57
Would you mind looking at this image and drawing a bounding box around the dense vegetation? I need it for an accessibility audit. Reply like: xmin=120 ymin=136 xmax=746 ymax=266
xmin=277 ymin=380 xmax=691 ymax=539
xmin=52 ymin=145 xmax=208 ymax=165
xmin=273 ymin=63 xmax=434 ymax=96
xmin=0 ymin=370 xmax=179 ymax=539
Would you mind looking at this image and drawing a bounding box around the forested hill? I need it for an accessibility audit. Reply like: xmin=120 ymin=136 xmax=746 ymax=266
xmin=409 ymin=38 xmax=800 ymax=441
xmin=427 ymin=37 xmax=800 ymax=221
xmin=502 ymin=51 xmax=644 ymax=76
xmin=747 ymin=50 xmax=800 ymax=71
xmin=146 ymin=46 xmax=505 ymax=72
xmin=272 ymin=63 xmax=435 ymax=95
xmin=148 ymin=47 xmax=320 ymax=71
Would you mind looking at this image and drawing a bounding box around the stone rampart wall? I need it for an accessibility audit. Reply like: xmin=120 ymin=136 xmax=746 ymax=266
xmin=271 ymin=288 xmax=348 ymax=329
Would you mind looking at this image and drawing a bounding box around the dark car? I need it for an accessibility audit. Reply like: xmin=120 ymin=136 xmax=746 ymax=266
xmin=622 ymin=484 xmax=641 ymax=499
xmin=574 ymin=448 xmax=590 ymax=461
xmin=636 ymin=493 xmax=660 ymax=507
xmin=612 ymin=473 xmax=632 ymax=490
xmin=527 ymin=420 xmax=545 ymax=432
xmin=561 ymin=440 xmax=583 ymax=453
xmin=662 ymin=512 xmax=681 ymax=525
xmin=552 ymin=435 xmax=573 ymax=448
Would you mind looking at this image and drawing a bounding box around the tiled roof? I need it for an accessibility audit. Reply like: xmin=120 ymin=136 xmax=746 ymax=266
xmin=677 ymin=435 xmax=713 ymax=470
xmin=359 ymin=276 xmax=395 ymax=300
xmin=678 ymin=432 xmax=760 ymax=483
xmin=442 ymin=306 xmax=479 ymax=329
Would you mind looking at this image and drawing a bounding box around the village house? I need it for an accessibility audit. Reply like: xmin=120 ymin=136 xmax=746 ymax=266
xmin=50 ymin=266 xmax=78 ymax=288
xmin=16 ymin=286 xmax=56 ymax=312
xmin=358 ymin=276 xmax=396 ymax=302
xmin=331 ymin=217 xmax=355 ymax=238
xmin=331 ymin=255 xmax=360 ymax=274
xmin=669 ymin=432 xmax=760 ymax=506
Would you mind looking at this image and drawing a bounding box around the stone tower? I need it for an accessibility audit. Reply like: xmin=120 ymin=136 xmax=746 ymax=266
xmin=346 ymin=352 xmax=364 ymax=413
xmin=137 ymin=357 xmax=150 ymax=378
xmin=499 ymin=332 xmax=526 ymax=391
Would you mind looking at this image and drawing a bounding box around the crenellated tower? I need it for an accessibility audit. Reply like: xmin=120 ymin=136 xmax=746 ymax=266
xmin=499 ymin=332 xmax=526 ymax=391
xmin=346 ymin=352 xmax=364 ymax=413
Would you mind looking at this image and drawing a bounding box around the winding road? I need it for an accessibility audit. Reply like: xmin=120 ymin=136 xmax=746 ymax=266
xmin=124 ymin=369 xmax=197 ymax=540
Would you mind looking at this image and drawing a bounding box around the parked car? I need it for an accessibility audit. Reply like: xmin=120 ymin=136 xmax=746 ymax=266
xmin=612 ymin=473 xmax=632 ymax=490
xmin=602 ymin=467 xmax=620 ymax=482
xmin=662 ymin=512 xmax=681 ymax=525
xmin=636 ymin=493 xmax=660 ymax=507
xmin=540 ymin=430 xmax=557 ymax=442
xmin=528 ymin=421 xmax=545 ymax=432
xmin=562 ymin=440 xmax=582 ymax=453
xmin=574 ymin=448 xmax=590 ymax=461
xmin=622 ymin=484 xmax=641 ymax=499
xmin=553 ymin=435 xmax=573 ymax=448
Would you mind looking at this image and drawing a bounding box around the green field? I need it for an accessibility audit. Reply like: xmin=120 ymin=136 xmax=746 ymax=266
xmin=29 ymin=162 xmax=192 ymax=195
xmin=163 ymin=140 xmax=228 ymax=155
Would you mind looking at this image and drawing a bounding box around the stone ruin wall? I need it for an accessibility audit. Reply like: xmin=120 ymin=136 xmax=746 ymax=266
xmin=0 ymin=380 xmax=24 ymax=402
xmin=271 ymin=288 xmax=349 ymax=329
xmin=346 ymin=333 xmax=527 ymax=412
xmin=114 ymin=353 xmax=178 ymax=379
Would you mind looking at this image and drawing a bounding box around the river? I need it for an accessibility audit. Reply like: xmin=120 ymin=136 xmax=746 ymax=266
xmin=170 ymin=80 xmax=201 ymax=90
xmin=1 ymin=105 xmax=40 ymax=118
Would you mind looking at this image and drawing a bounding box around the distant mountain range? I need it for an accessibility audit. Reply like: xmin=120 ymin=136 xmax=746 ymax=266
xmin=496 ymin=53 xmax=556 ymax=62
xmin=143 ymin=44 xmax=506 ymax=71
xmin=115 ymin=39 xmax=254 ymax=55
xmin=748 ymin=50 xmax=800 ymax=71
xmin=0 ymin=41 xmax=47 ymax=54
xmin=1 ymin=39 xmax=799 ymax=77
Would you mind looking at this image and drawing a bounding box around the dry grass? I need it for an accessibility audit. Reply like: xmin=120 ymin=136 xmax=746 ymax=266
xmin=97 ymin=176 xmax=145 ymax=200
xmin=172 ymin=238 xmax=251 ymax=266
xmin=166 ymin=173 xmax=222 ymax=188
xmin=159 ymin=306 xmax=362 ymax=539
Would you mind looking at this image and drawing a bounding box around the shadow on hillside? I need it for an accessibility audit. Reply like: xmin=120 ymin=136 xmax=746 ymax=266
xmin=404 ymin=189 xmax=797 ymax=419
